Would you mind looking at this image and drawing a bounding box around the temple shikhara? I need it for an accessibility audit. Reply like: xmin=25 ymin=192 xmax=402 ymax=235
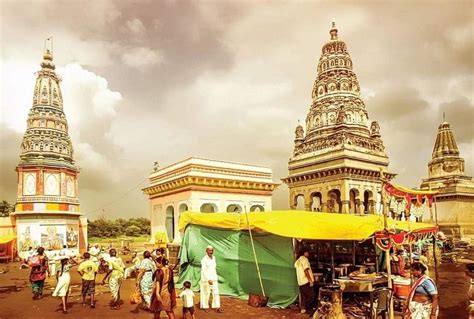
xmin=420 ymin=119 xmax=474 ymax=239
xmin=283 ymin=22 xmax=395 ymax=213
xmin=11 ymin=45 xmax=87 ymax=257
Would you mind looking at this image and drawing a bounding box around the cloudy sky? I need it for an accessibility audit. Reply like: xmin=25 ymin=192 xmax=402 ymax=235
xmin=1 ymin=0 xmax=472 ymax=220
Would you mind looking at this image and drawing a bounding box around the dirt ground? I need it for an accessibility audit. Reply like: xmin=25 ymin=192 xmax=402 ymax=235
xmin=0 ymin=256 xmax=470 ymax=319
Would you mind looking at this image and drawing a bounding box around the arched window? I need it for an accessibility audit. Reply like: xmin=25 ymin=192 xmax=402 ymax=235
xmin=200 ymin=203 xmax=217 ymax=213
xmin=226 ymin=204 xmax=242 ymax=213
xmin=250 ymin=205 xmax=265 ymax=212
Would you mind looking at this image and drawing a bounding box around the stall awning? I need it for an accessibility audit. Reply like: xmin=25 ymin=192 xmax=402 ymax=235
xmin=179 ymin=211 xmax=437 ymax=241
xmin=0 ymin=233 xmax=16 ymax=244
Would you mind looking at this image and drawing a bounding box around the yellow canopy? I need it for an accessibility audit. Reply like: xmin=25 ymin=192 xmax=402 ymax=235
xmin=179 ymin=211 xmax=437 ymax=241
xmin=0 ymin=233 xmax=16 ymax=244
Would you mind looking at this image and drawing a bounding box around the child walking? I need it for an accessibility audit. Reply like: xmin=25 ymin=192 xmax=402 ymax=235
xmin=179 ymin=281 xmax=196 ymax=319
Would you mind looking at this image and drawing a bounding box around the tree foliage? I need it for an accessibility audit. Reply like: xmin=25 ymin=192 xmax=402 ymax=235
xmin=0 ymin=200 xmax=13 ymax=217
xmin=88 ymin=217 xmax=150 ymax=238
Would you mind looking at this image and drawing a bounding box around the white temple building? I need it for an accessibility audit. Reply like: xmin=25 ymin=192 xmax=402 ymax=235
xmin=142 ymin=157 xmax=279 ymax=243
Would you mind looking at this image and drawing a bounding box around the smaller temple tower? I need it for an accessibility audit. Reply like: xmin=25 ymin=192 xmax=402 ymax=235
xmin=12 ymin=42 xmax=87 ymax=257
xmin=420 ymin=119 xmax=474 ymax=239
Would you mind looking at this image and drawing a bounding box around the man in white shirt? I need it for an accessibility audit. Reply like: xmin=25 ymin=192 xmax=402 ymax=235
xmin=89 ymin=244 xmax=100 ymax=265
xmin=294 ymin=248 xmax=315 ymax=315
xmin=200 ymin=246 xmax=223 ymax=312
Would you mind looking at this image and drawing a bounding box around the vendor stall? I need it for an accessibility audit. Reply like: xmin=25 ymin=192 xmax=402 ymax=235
xmin=177 ymin=210 xmax=437 ymax=316
xmin=0 ymin=233 xmax=16 ymax=263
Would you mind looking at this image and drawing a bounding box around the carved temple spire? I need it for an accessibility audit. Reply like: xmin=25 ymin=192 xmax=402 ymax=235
xmin=292 ymin=22 xmax=386 ymax=157
xmin=427 ymin=119 xmax=465 ymax=178
xmin=18 ymin=43 xmax=76 ymax=170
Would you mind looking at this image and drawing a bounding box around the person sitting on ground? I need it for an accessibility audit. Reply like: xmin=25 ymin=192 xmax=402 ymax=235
xmin=179 ymin=281 xmax=195 ymax=319
xmin=78 ymin=252 xmax=99 ymax=309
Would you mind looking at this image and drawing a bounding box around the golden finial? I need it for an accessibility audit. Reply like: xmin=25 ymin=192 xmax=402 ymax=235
xmin=330 ymin=20 xmax=338 ymax=40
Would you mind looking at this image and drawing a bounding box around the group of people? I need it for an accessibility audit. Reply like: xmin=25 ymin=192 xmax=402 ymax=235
xmin=133 ymin=245 xmax=223 ymax=319
xmin=294 ymin=247 xmax=440 ymax=319
xmin=26 ymin=244 xmax=224 ymax=318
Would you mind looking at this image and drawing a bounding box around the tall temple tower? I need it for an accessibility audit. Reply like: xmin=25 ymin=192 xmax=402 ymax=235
xmin=420 ymin=119 xmax=474 ymax=239
xmin=283 ymin=22 xmax=395 ymax=214
xmin=12 ymin=44 xmax=87 ymax=257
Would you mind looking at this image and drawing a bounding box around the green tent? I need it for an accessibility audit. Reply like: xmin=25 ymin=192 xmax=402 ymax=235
xmin=177 ymin=224 xmax=299 ymax=308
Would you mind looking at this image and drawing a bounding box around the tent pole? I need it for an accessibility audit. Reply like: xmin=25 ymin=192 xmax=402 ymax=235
xmin=352 ymin=240 xmax=356 ymax=266
xmin=374 ymin=238 xmax=379 ymax=273
xmin=433 ymin=196 xmax=439 ymax=226
xmin=380 ymin=169 xmax=394 ymax=319
xmin=331 ymin=241 xmax=335 ymax=281
xmin=244 ymin=206 xmax=266 ymax=297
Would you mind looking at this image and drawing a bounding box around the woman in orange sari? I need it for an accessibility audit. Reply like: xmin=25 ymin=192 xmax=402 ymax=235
xmin=150 ymin=257 xmax=176 ymax=319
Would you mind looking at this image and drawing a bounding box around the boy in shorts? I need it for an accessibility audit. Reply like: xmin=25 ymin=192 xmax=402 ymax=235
xmin=77 ymin=252 xmax=99 ymax=308
xmin=179 ymin=281 xmax=196 ymax=319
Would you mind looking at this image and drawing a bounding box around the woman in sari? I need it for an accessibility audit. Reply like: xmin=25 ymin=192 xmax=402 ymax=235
xmin=29 ymin=247 xmax=49 ymax=299
xmin=137 ymin=250 xmax=156 ymax=310
xmin=102 ymin=248 xmax=125 ymax=310
xmin=150 ymin=257 xmax=176 ymax=319
xmin=404 ymin=262 xmax=439 ymax=319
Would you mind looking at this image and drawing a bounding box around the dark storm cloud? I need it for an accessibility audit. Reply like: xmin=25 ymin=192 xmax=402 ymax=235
xmin=1 ymin=1 xmax=473 ymax=218
xmin=0 ymin=125 xmax=22 ymax=202
xmin=437 ymin=98 xmax=474 ymax=144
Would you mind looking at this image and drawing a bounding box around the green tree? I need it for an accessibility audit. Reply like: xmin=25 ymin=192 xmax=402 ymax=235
xmin=125 ymin=225 xmax=141 ymax=237
xmin=0 ymin=200 xmax=13 ymax=217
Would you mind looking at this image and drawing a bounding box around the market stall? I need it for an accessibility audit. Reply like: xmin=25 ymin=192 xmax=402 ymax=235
xmin=177 ymin=210 xmax=437 ymax=316
xmin=0 ymin=233 xmax=16 ymax=263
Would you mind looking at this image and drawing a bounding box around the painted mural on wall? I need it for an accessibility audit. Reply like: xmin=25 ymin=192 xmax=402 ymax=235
xmin=66 ymin=225 xmax=79 ymax=249
xmin=41 ymin=225 xmax=65 ymax=250
xmin=18 ymin=224 xmax=40 ymax=252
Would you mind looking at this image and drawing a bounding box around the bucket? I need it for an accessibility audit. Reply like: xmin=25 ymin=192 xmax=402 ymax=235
xmin=248 ymin=292 xmax=269 ymax=307
xmin=393 ymin=278 xmax=411 ymax=299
